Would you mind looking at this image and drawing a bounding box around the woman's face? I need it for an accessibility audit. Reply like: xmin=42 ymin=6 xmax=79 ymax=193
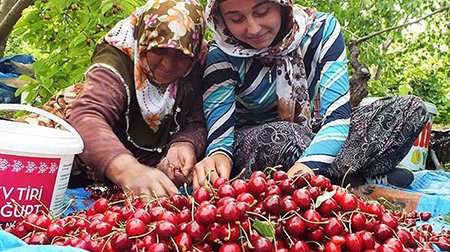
xmin=145 ymin=48 xmax=193 ymax=84
xmin=219 ymin=0 xmax=282 ymax=49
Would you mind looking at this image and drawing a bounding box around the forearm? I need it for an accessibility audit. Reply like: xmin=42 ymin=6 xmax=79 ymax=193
xmin=69 ymin=67 xmax=130 ymax=180
xmin=105 ymin=153 xmax=142 ymax=186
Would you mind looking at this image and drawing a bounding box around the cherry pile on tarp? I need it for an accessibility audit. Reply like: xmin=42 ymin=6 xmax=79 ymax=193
xmin=3 ymin=170 xmax=450 ymax=252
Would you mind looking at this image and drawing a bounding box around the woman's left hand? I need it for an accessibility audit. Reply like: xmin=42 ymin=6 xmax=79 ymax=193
xmin=159 ymin=142 xmax=196 ymax=186
xmin=287 ymin=162 xmax=315 ymax=179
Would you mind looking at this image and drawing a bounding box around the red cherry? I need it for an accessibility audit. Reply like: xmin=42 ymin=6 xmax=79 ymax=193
xmin=220 ymin=202 xmax=243 ymax=222
xmin=374 ymin=223 xmax=394 ymax=243
xmin=380 ymin=212 xmax=399 ymax=229
xmin=93 ymin=198 xmax=109 ymax=213
xmin=345 ymin=233 xmax=363 ymax=252
xmin=185 ymin=220 xmax=206 ymax=242
xmin=310 ymin=175 xmax=331 ymax=190
xmin=247 ymin=176 xmax=267 ymax=195
xmin=155 ymin=220 xmax=177 ymax=239
xmin=336 ymin=192 xmax=358 ymax=211
xmin=251 ymin=236 xmax=274 ymax=252
xmin=263 ymin=194 xmax=282 ymax=214
xmin=220 ymin=223 xmax=240 ymax=242
xmin=126 ymin=218 xmax=147 ymax=237
xmin=350 ymin=212 xmax=367 ymax=231
xmin=213 ymin=177 xmax=229 ymax=189
xmin=289 ymin=240 xmax=312 ymax=252
xmin=236 ymin=192 xmax=255 ymax=206
xmin=219 ymin=242 xmax=242 ymax=252
xmin=205 ymin=222 xmax=222 ymax=243
xmin=147 ymin=243 xmax=169 ymax=252
xmin=46 ymin=223 xmax=65 ymax=239
xmin=273 ymin=170 xmax=288 ymax=181
xmin=280 ymin=196 xmax=298 ymax=214
xmin=325 ymin=241 xmax=342 ymax=252
xmin=324 ymin=217 xmax=344 ymax=237
xmin=231 ymin=179 xmax=248 ymax=195
xmin=250 ymin=170 xmax=266 ymax=179
xmin=303 ymin=209 xmax=321 ymax=230
xmin=133 ymin=208 xmax=152 ymax=224
xmin=23 ymin=213 xmax=39 ymax=232
xmin=396 ymin=229 xmax=416 ymax=248
xmin=218 ymin=184 xmax=236 ymax=198
xmin=110 ymin=232 xmax=132 ymax=251
xmin=174 ymin=232 xmax=192 ymax=252
xmin=168 ymin=194 xmax=190 ymax=211
xmin=35 ymin=214 xmax=51 ymax=229
xmin=318 ymin=198 xmax=338 ymax=217
xmin=194 ymin=187 xmax=212 ymax=203
xmin=158 ymin=211 xmax=179 ymax=226
xmin=286 ymin=216 xmax=306 ymax=236
xmin=28 ymin=232 xmax=50 ymax=245
xmin=278 ymin=178 xmax=295 ymax=195
xmin=419 ymin=211 xmax=432 ymax=221
xmin=307 ymin=227 xmax=325 ymax=242
xmin=195 ymin=203 xmax=217 ymax=225
xmin=384 ymin=237 xmax=403 ymax=251
xmin=292 ymin=188 xmax=311 ymax=210
xmin=265 ymin=184 xmax=282 ymax=196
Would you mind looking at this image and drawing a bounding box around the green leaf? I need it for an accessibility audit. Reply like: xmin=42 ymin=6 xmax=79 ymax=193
xmin=443 ymin=213 xmax=450 ymax=225
xmin=314 ymin=190 xmax=336 ymax=209
xmin=252 ymin=219 xmax=274 ymax=241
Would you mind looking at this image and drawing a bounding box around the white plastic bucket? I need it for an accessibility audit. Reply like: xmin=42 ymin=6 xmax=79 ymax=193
xmin=359 ymin=97 xmax=437 ymax=171
xmin=0 ymin=104 xmax=83 ymax=223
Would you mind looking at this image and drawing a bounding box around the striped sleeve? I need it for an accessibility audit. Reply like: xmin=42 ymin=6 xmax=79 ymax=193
xmin=202 ymin=45 xmax=240 ymax=159
xmin=298 ymin=13 xmax=352 ymax=173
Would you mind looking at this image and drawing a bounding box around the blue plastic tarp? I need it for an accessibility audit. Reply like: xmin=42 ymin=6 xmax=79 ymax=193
xmin=0 ymin=54 xmax=35 ymax=103
xmin=0 ymin=230 xmax=87 ymax=252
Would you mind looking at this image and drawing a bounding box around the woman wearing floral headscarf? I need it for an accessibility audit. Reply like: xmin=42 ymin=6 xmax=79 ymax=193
xmin=67 ymin=0 xmax=207 ymax=197
xmin=194 ymin=0 xmax=428 ymax=188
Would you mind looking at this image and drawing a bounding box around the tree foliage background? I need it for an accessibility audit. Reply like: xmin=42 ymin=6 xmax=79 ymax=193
xmin=3 ymin=0 xmax=450 ymax=125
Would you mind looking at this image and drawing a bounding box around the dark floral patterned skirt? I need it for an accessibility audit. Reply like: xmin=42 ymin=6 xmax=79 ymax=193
xmin=233 ymin=95 xmax=428 ymax=180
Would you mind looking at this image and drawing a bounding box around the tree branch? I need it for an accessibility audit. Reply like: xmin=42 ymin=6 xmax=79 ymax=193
xmin=0 ymin=0 xmax=35 ymax=47
xmin=354 ymin=4 xmax=450 ymax=45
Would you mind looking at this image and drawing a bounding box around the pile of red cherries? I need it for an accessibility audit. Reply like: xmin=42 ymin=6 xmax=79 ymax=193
xmin=4 ymin=170 xmax=450 ymax=251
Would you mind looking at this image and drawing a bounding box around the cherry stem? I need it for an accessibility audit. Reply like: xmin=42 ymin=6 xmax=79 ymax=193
xmin=229 ymin=167 xmax=247 ymax=183
xmin=128 ymin=226 xmax=156 ymax=240
xmin=51 ymin=198 xmax=75 ymax=220
xmin=340 ymin=165 xmax=357 ymax=188
xmin=10 ymin=199 xmax=27 ymax=219
xmin=237 ymin=222 xmax=255 ymax=249
xmin=22 ymin=221 xmax=47 ymax=232
xmin=283 ymin=228 xmax=295 ymax=247
xmin=291 ymin=173 xmax=312 ymax=187
xmin=292 ymin=211 xmax=330 ymax=225
xmin=170 ymin=237 xmax=181 ymax=252
xmin=306 ymin=240 xmax=324 ymax=250
xmin=246 ymin=211 xmax=271 ymax=223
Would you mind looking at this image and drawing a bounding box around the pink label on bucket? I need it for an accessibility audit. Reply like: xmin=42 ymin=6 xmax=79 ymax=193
xmin=0 ymin=153 xmax=60 ymax=223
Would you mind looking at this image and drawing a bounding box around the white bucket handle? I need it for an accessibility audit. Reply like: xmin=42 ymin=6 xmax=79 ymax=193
xmin=0 ymin=104 xmax=82 ymax=141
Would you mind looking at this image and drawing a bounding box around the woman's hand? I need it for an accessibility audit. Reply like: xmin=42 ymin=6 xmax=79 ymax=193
xmin=159 ymin=142 xmax=196 ymax=186
xmin=193 ymin=153 xmax=232 ymax=189
xmin=287 ymin=162 xmax=315 ymax=179
xmin=106 ymin=154 xmax=179 ymax=198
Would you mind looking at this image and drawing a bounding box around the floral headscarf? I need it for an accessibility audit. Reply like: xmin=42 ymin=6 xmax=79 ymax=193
xmin=103 ymin=0 xmax=204 ymax=132
xmin=205 ymin=0 xmax=316 ymax=126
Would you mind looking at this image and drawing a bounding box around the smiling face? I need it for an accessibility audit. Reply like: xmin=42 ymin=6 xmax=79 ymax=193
xmin=145 ymin=48 xmax=193 ymax=85
xmin=219 ymin=0 xmax=282 ymax=49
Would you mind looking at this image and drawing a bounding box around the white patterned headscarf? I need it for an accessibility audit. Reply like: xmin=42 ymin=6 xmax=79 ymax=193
xmin=205 ymin=0 xmax=316 ymax=126
xmin=103 ymin=0 xmax=204 ymax=132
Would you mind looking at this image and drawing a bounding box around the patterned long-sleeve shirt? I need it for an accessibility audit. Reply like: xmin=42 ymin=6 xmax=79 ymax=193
xmin=202 ymin=12 xmax=352 ymax=173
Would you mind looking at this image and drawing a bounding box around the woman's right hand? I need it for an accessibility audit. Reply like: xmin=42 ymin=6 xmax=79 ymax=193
xmin=105 ymin=154 xmax=179 ymax=198
xmin=193 ymin=153 xmax=232 ymax=189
